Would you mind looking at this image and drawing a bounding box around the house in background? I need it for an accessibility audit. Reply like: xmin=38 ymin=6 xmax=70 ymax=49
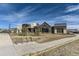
xmin=21 ymin=24 xmax=30 ymax=33
xmin=39 ymin=22 xmax=51 ymax=33
xmin=17 ymin=23 xmax=40 ymax=35
xmin=52 ymin=23 xmax=67 ymax=34
xmin=16 ymin=22 xmax=67 ymax=35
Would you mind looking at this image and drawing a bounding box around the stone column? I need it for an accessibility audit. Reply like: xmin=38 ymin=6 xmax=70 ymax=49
xmin=16 ymin=29 xmax=19 ymax=34
xmin=54 ymin=28 xmax=57 ymax=34
xmin=64 ymin=29 xmax=67 ymax=34
xmin=16 ymin=30 xmax=18 ymax=34
xmin=20 ymin=30 xmax=22 ymax=33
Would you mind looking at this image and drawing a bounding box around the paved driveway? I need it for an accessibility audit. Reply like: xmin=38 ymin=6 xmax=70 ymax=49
xmin=0 ymin=33 xmax=18 ymax=56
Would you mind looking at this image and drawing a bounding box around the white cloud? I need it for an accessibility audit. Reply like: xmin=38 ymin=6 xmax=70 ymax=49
xmin=64 ymin=15 xmax=79 ymax=22
xmin=54 ymin=15 xmax=79 ymax=29
xmin=19 ymin=5 xmax=41 ymax=14
xmin=0 ymin=14 xmax=21 ymax=22
xmin=0 ymin=4 xmax=42 ymax=24
xmin=68 ymin=25 xmax=79 ymax=29
xmin=0 ymin=11 xmax=27 ymax=23
xmin=55 ymin=15 xmax=79 ymax=22
xmin=4 ymin=5 xmax=41 ymax=23
xmin=12 ymin=12 xmax=26 ymax=18
xmin=66 ymin=5 xmax=79 ymax=12
xmin=0 ymin=15 xmax=17 ymax=22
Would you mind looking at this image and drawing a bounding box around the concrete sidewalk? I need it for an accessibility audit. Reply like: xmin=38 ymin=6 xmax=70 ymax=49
xmin=0 ymin=33 xmax=18 ymax=56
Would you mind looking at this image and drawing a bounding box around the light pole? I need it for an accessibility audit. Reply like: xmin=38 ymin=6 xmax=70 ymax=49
xmin=9 ymin=24 xmax=11 ymax=33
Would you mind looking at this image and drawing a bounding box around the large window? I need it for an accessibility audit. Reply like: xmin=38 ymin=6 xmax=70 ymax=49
xmin=42 ymin=28 xmax=49 ymax=33
xmin=57 ymin=28 xmax=63 ymax=33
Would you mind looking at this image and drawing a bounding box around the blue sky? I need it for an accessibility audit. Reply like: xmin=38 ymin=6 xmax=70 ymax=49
xmin=0 ymin=3 xmax=79 ymax=29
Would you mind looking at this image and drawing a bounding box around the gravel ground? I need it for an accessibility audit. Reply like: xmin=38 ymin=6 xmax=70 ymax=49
xmin=11 ymin=34 xmax=74 ymax=44
xmin=35 ymin=39 xmax=79 ymax=56
xmin=14 ymin=34 xmax=79 ymax=56
xmin=0 ymin=33 xmax=78 ymax=56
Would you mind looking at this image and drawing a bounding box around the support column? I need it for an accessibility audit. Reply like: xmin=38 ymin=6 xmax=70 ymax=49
xmin=40 ymin=28 xmax=42 ymax=33
xmin=54 ymin=28 xmax=57 ymax=34
xmin=16 ymin=29 xmax=19 ymax=34
xmin=64 ymin=29 xmax=67 ymax=34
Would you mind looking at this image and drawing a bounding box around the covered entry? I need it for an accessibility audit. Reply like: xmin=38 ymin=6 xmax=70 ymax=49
xmin=42 ymin=28 xmax=49 ymax=33
xmin=40 ymin=22 xmax=51 ymax=33
xmin=56 ymin=28 xmax=64 ymax=34
xmin=53 ymin=23 xmax=67 ymax=34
